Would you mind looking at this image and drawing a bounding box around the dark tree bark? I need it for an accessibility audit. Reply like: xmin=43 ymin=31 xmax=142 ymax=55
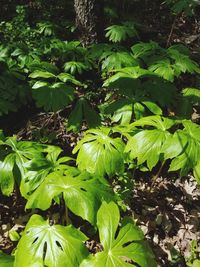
xmin=74 ymin=0 xmax=104 ymax=46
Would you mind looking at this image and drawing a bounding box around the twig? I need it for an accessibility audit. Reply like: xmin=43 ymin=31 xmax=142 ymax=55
xmin=166 ymin=15 xmax=178 ymax=47
xmin=150 ymin=160 xmax=166 ymax=190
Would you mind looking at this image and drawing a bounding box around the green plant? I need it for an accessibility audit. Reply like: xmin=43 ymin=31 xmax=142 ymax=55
xmin=186 ymin=240 xmax=200 ymax=267
xmin=67 ymin=97 xmax=101 ymax=132
xmin=20 ymin=146 xmax=74 ymax=198
xmin=125 ymin=116 xmax=176 ymax=170
xmin=0 ymin=62 xmax=30 ymax=116
xmin=131 ymin=43 xmax=200 ymax=82
xmin=100 ymin=51 xmax=138 ymax=72
xmin=63 ymin=61 xmax=89 ymax=75
xmin=73 ymin=128 xmax=125 ymax=177
xmin=81 ymin=201 xmax=157 ymax=267
xmin=124 ymin=116 xmax=200 ymax=183
xmin=162 ymin=120 xmax=200 ymax=183
xmin=105 ymin=22 xmax=138 ymax=43
xmin=14 ymin=214 xmax=89 ymax=267
xmin=0 ymin=136 xmax=44 ymax=195
xmin=36 ymin=21 xmax=55 ymax=36
xmin=26 ymin=169 xmax=114 ymax=225
xmin=29 ymin=69 xmax=82 ymax=111
xmin=103 ymin=76 xmax=163 ymax=123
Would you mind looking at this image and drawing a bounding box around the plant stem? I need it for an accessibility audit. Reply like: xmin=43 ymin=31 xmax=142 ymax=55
xmin=151 ymin=160 xmax=166 ymax=189
xmin=65 ymin=205 xmax=71 ymax=225
xmin=166 ymin=15 xmax=178 ymax=47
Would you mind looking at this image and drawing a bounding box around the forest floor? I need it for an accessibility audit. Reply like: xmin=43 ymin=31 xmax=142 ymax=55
xmin=0 ymin=109 xmax=199 ymax=266
xmin=0 ymin=6 xmax=200 ymax=267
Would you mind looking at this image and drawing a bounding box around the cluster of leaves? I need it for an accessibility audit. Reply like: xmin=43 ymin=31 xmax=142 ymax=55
xmin=0 ymin=133 xmax=156 ymax=267
xmin=0 ymin=61 xmax=30 ymax=115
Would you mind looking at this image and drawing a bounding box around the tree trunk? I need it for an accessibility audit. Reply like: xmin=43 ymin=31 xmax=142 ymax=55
xmin=74 ymin=0 xmax=104 ymax=46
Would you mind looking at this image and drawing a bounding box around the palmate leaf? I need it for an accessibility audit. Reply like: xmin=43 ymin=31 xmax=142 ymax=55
xmin=125 ymin=116 xmax=176 ymax=170
xmin=88 ymin=43 xmax=114 ymax=61
xmin=0 ymin=137 xmax=44 ymax=196
xmin=131 ymin=41 xmax=161 ymax=59
xmin=67 ymin=98 xmax=101 ymax=132
xmin=182 ymin=87 xmax=200 ymax=106
xmin=148 ymin=60 xmax=175 ymax=81
xmin=168 ymin=48 xmax=200 ymax=76
xmin=81 ymin=202 xmax=157 ymax=267
xmin=142 ymin=78 xmax=178 ymax=108
xmin=29 ymin=69 xmax=83 ymax=112
xmin=162 ymin=120 xmax=200 ymax=183
xmin=105 ymin=23 xmax=137 ymax=43
xmin=26 ymin=170 xmax=114 ymax=225
xmin=103 ymin=71 xmax=163 ymax=123
xmin=178 ymin=88 xmax=200 ymax=117
xmin=103 ymin=66 xmax=154 ymax=87
xmin=32 ymin=82 xmax=74 ymax=112
xmin=104 ymin=99 xmax=133 ymax=125
xmin=14 ymin=214 xmax=89 ymax=267
xmin=101 ymin=52 xmax=138 ymax=72
xmin=73 ymin=128 xmax=125 ymax=176
xmin=166 ymin=0 xmax=200 ymax=15
xmin=28 ymin=61 xmax=59 ymax=74
xmin=20 ymin=146 xmax=73 ymax=198
xmin=104 ymin=98 xmax=162 ymax=125
xmin=64 ymin=61 xmax=89 ymax=75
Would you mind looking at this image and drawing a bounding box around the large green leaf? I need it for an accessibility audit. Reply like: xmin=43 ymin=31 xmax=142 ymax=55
xmin=105 ymin=23 xmax=137 ymax=43
xmin=73 ymin=128 xmax=125 ymax=176
xmin=182 ymin=87 xmax=200 ymax=106
xmin=26 ymin=170 xmax=114 ymax=225
xmin=142 ymin=78 xmax=177 ymax=108
xmin=64 ymin=61 xmax=89 ymax=75
xmin=162 ymin=120 xmax=200 ymax=183
xmin=32 ymin=82 xmax=74 ymax=112
xmin=101 ymin=52 xmax=138 ymax=72
xmin=81 ymin=202 xmax=157 ymax=267
xmin=14 ymin=214 xmax=88 ymax=267
xmin=148 ymin=60 xmax=175 ymax=81
xmin=29 ymin=70 xmax=56 ymax=79
xmin=103 ymin=67 xmax=154 ymax=87
xmin=57 ymin=73 xmax=83 ymax=86
xmin=131 ymin=41 xmax=161 ymax=59
xmin=125 ymin=116 xmax=176 ymax=170
xmin=104 ymin=99 xmax=133 ymax=125
xmin=168 ymin=47 xmax=200 ymax=75
xmin=0 ymin=137 xmax=43 ymax=195
xmin=68 ymin=98 xmax=101 ymax=132
xmin=0 ymin=154 xmax=15 ymax=196
xmin=20 ymin=146 xmax=73 ymax=198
